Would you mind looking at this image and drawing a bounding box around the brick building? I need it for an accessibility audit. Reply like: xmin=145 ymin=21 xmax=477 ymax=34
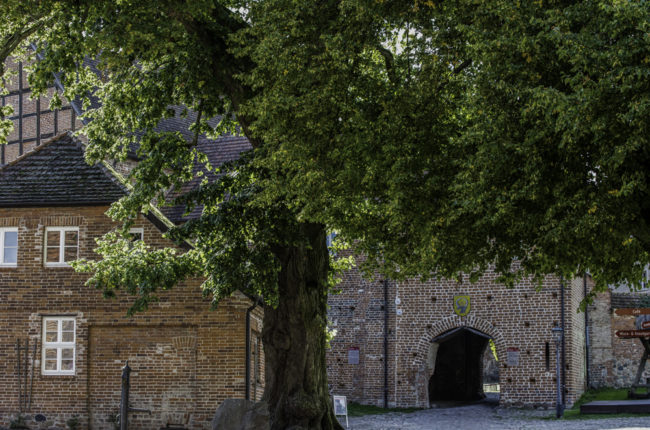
xmin=326 ymin=269 xmax=592 ymax=409
xmin=0 ymin=59 xmax=263 ymax=429
xmin=3 ymin=51 xmax=650 ymax=427
xmin=327 ymin=262 xmax=650 ymax=411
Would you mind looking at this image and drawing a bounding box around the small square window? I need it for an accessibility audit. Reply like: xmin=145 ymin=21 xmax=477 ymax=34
xmin=42 ymin=317 xmax=76 ymax=375
xmin=44 ymin=227 xmax=78 ymax=267
xmin=0 ymin=227 xmax=18 ymax=267
xmin=128 ymin=228 xmax=144 ymax=242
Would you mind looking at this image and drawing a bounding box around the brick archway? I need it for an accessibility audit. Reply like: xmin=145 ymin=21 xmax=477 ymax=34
xmin=412 ymin=314 xmax=506 ymax=407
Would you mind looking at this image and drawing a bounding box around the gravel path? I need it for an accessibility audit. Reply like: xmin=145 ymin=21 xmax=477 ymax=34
xmin=346 ymin=403 xmax=650 ymax=429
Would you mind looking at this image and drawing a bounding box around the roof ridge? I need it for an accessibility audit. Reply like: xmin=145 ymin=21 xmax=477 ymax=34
xmin=1 ymin=131 xmax=75 ymax=171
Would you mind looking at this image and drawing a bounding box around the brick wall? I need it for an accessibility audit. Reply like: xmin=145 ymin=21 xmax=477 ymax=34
xmin=565 ymin=277 xmax=588 ymax=402
xmin=327 ymin=267 xmax=587 ymax=409
xmin=0 ymin=206 xmax=263 ymax=429
xmin=2 ymin=58 xmax=83 ymax=166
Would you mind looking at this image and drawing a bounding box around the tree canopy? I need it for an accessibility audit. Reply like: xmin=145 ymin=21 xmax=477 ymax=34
xmin=2 ymin=1 xmax=650 ymax=428
xmin=241 ymin=0 xmax=650 ymax=289
xmin=3 ymin=0 xmax=648 ymax=303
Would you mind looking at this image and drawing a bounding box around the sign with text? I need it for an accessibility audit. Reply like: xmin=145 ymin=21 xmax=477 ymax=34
xmin=614 ymin=308 xmax=650 ymax=316
xmin=615 ymin=330 xmax=650 ymax=338
xmin=506 ymin=347 xmax=520 ymax=366
xmin=333 ymin=395 xmax=349 ymax=428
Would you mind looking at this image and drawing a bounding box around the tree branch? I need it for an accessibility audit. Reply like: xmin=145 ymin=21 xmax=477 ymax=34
xmin=376 ymin=45 xmax=398 ymax=86
xmin=452 ymin=59 xmax=472 ymax=76
xmin=191 ymin=99 xmax=203 ymax=148
xmin=0 ymin=18 xmax=47 ymax=67
xmin=435 ymin=58 xmax=472 ymax=93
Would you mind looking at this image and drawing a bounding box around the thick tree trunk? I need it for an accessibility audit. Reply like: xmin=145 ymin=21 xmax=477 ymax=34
xmin=263 ymin=222 xmax=344 ymax=430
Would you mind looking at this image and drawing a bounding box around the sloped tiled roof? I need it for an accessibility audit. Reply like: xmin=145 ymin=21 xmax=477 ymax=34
xmin=611 ymin=292 xmax=650 ymax=309
xmin=28 ymin=55 xmax=253 ymax=221
xmin=161 ymin=134 xmax=252 ymax=224
xmin=130 ymin=108 xmax=232 ymax=160
xmin=0 ymin=132 xmax=127 ymax=207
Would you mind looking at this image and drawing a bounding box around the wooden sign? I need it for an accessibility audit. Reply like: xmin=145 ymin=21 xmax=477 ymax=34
xmin=615 ymin=330 xmax=650 ymax=338
xmin=614 ymin=308 xmax=650 ymax=316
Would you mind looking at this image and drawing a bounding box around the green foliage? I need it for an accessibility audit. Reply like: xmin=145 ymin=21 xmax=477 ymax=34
xmin=562 ymin=387 xmax=649 ymax=420
xmin=0 ymin=1 xmax=297 ymax=313
xmin=1 ymin=0 xmax=649 ymax=315
xmin=325 ymin=321 xmax=337 ymax=349
xmin=3 ymin=3 xmax=650 ymax=427
xmin=489 ymin=338 xmax=498 ymax=362
xmin=639 ymin=295 xmax=650 ymax=308
xmin=572 ymin=387 xmax=632 ymax=408
xmin=240 ymin=0 xmax=650 ymax=291
xmin=66 ymin=416 xmax=80 ymax=430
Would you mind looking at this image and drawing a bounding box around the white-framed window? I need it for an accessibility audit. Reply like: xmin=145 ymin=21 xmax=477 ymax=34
xmin=128 ymin=227 xmax=144 ymax=242
xmin=0 ymin=227 xmax=18 ymax=267
xmin=42 ymin=317 xmax=76 ymax=375
xmin=44 ymin=227 xmax=78 ymax=267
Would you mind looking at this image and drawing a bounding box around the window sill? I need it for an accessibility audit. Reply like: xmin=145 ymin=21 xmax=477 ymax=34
xmin=41 ymin=371 xmax=76 ymax=376
xmin=44 ymin=263 xmax=73 ymax=268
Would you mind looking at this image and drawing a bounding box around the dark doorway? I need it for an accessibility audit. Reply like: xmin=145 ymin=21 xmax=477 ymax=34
xmin=428 ymin=327 xmax=495 ymax=403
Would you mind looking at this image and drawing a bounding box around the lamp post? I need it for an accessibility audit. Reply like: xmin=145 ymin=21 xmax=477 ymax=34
xmin=552 ymin=326 xmax=564 ymax=418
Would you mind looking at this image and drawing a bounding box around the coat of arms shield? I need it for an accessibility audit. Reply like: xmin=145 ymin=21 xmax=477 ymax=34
xmin=453 ymin=295 xmax=471 ymax=316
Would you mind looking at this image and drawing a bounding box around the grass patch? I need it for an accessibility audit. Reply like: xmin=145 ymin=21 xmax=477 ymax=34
xmin=573 ymin=387 xmax=631 ymax=408
xmin=347 ymin=402 xmax=422 ymax=417
xmin=559 ymin=387 xmax=650 ymax=420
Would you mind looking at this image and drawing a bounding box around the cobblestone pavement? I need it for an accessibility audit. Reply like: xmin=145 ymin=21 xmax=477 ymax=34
xmin=346 ymin=403 xmax=650 ymax=429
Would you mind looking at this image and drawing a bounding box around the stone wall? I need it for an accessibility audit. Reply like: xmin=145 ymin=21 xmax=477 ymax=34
xmin=587 ymin=291 xmax=614 ymax=387
xmin=588 ymin=290 xmax=650 ymax=389
xmin=0 ymin=206 xmax=263 ymax=429
xmin=565 ymin=277 xmax=588 ymax=403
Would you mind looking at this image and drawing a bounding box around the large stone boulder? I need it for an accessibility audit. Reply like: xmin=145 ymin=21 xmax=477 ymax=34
xmin=211 ymin=399 xmax=270 ymax=430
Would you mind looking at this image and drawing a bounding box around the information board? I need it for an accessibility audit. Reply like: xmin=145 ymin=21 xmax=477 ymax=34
xmin=347 ymin=347 xmax=360 ymax=365
xmin=333 ymin=395 xmax=348 ymax=428
xmin=506 ymin=347 xmax=520 ymax=366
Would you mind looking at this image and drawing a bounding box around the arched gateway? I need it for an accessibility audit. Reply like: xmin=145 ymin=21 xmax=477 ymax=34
xmin=413 ymin=314 xmax=506 ymax=407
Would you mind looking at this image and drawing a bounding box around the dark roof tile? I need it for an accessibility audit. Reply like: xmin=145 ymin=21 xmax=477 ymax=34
xmin=160 ymin=135 xmax=252 ymax=223
xmin=0 ymin=132 xmax=127 ymax=207
xmin=611 ymin=292 xmax=650 ymax=309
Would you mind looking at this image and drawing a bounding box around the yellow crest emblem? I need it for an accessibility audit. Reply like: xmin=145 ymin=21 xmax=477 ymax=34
xmin=453 ymin=295 xmax=471 ymax=316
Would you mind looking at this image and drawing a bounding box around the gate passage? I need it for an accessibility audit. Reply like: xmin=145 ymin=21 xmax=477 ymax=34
xmin=615 ymin=309 xmax=650 ymax=399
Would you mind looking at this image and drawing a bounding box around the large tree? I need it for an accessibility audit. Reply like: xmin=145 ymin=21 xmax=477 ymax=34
xmin=241 ymin=0 xmax=650 ymax=289
xmin=2 ymin=1 xmax=650 ymax=429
